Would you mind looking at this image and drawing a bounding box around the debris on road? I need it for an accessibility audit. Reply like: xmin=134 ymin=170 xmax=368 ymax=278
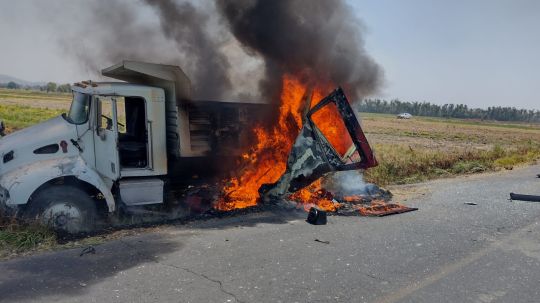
xmin=314 ymin=239 xmax=330 ymax=244
xmin=325 ymin=194 xmax=417 ymax=217
xmin=509 ymin=193 xmax=540 ymax=202
xmin=358 ymin=202 xmax=418 ymax=217
xmin=464 ymin=202 xmax=478 ymax=206
xmin=79 ymin=246 xmax=96 ymax=257
xmin=307 ymin=207 xmax=327 ymax=225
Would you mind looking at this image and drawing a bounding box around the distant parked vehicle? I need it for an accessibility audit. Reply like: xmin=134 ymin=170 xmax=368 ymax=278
xmin=397 ymin=113 xmax=412 ymax=119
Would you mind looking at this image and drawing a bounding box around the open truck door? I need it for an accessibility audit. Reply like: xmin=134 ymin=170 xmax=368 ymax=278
xmin=93 ymin=96 xmax=120 ymax=180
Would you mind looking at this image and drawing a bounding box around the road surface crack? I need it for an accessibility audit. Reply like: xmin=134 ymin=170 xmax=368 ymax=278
xmin=117 ymin=240 xmax=243 ymax=302
xmin=182 ymin=267 xmax=245 ymax=303
xmin=160 ymin=262 xmax=245 ymax=303
xmin=364 ymin=272 xmax=389 ymax=283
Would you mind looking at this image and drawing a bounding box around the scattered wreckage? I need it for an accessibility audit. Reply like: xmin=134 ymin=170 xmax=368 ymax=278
xmin=510 ymin=193 xmax=540 ymax=202
xmin=508 ymin=174 xmax=540 ymax=202
xmin=0 ymin=60 xmax=412 ymax=233
xmin=259 ymin=87 xmax=378 ymax=200
xmin=258 ymin=88 xmax=416 ymax=219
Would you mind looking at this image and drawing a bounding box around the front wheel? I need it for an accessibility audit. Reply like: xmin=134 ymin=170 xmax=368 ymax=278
xmin=26 ymin=186 xmax=97 ymax=233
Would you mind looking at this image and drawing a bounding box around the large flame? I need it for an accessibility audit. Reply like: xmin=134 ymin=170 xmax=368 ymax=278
xmin=216 ymin=75 xmax=352 ymax=211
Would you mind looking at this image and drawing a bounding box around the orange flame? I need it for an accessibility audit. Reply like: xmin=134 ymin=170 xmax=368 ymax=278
xmin=216 ymin=75 xmax=352 ymax=211
xmin=310 ymin=94 xmax=353 ymax=157
xmin=288 ymin=179 xmax=340 ymax=212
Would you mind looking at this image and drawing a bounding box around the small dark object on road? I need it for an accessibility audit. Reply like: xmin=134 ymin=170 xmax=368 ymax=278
xmin=510 ymin=193 xmax=540 ymax=202
xmin=79 ymin=246 xmax=96 ymax=257
xmin=314 ymin=239 xmax=330 ymax=244
xmin=464 ymin=202 xmax=478 ymax=205
xmin=537 ymin=174 xmax=540 ymax=178
xmin=307 ymin=207 xmax=327 ymax=225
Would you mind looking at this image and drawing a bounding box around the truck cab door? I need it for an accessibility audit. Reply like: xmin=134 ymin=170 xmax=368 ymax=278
xmin=93 ymin=96 xmax=120 ymax=180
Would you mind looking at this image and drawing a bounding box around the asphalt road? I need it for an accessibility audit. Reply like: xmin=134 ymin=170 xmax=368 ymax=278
xmin=2 ymin=165 xmax=540 ymax=303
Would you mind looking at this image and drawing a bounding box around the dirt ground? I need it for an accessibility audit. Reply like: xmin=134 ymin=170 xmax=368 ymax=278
xmin=362 ymin=114 xmax=540 ymax=151
xmin=0 ymin=89 xmax=71 ymax=110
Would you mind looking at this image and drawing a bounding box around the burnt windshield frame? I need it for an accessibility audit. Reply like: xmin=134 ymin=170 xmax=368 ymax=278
xmin=307 ymin=87 xmax=378 ymax=171
xmin=65 ymin=92 xmax=91 ymax=125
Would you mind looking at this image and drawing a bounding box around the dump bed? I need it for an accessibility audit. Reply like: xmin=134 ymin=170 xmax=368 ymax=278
xmin=102 ymin=60 xmax=267 ymax=159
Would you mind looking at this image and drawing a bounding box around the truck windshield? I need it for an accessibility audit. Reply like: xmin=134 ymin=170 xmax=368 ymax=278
xmin=66 ymin=92 xmax=90 ymax=124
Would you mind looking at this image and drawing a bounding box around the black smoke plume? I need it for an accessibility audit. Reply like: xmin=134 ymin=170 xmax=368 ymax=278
xmin=51 ymin=0 xmax=381 ymax=101
xmin=216 ymin=0 xmax=382 ymax=101
xmin=143 ymin=0 xmax=232 ymax=100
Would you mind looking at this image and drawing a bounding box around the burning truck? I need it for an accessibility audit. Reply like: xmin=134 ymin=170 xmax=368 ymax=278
xmin=0 ymin=60 xmax=381 ymax=233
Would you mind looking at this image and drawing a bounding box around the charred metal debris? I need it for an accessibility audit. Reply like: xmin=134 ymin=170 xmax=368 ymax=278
xmin=259 ymin=87 xmax=377 ymax=201
xmin=255 ymin=87 xmax=417 ymax=218
xmin=510 ymin=193 xmax=540 ymax=203
xmin=508 ymin=174 xmax=540 ymax=202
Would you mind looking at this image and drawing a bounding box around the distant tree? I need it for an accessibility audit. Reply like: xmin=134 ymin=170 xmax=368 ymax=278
xmin=358 ymin=99 xmax=540 ymax=123
xmin=7 ymin=81 xmax=19 ymax=89
xmin=46 ymin=82 xmax=57 ymax=93
xmin=56 ymin=83 xmax=71 ymax=93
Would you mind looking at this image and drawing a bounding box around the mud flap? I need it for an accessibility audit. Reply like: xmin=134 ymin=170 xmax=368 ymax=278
xmin=259 ymin=87 xmax=377 ymax=200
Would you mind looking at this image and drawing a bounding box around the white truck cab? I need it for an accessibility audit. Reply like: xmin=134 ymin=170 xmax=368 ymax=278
xmin=0 ymin=61 xmax=265 ymax=232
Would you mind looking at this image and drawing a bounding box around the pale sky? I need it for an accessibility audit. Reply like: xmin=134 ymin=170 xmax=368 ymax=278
xmin=0 ymin=0 xmax=538 ymax=109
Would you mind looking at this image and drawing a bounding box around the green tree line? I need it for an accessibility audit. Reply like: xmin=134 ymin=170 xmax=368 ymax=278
xmin=357 ymin=99 xmax=540 ymax=122
xmin=0 ymin=81 xmax=71 ymax=93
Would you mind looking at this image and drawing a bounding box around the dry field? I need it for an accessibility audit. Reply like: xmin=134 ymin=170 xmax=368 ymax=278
xmin=0 ymin=88 xmax=71 ymax=109
xmin=0 ymin=88 xmax=68 ymax=131
xmin=363 ymin=114 xmax=540 ymax=149
xmin=361 ymin=113 xmax=540 ymax=185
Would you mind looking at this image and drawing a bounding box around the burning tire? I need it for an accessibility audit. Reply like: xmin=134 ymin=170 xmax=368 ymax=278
xmin=26 ymin=186 xmax=97 ymax=233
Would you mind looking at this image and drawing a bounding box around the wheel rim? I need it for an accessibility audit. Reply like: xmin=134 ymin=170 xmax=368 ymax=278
xmin=41 ymin=202 xmax=84 ymax=233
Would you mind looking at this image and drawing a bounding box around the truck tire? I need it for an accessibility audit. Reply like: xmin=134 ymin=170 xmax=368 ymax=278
xmin=26 ymin=186 xmax=97 ymax=233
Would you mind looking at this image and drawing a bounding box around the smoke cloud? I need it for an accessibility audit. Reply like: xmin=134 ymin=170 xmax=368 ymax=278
xmin=52 ymin=0 xmax=175 ymax=77
xmin=322 ymin=171 xmax=381 ymax=197
xmin=216 ymin=0 xmax=382 ymax=101
xmin=47 ymin=0 xmax=381 ymax=102
xmin=142 ymin=0 xmax=232 ymax=99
